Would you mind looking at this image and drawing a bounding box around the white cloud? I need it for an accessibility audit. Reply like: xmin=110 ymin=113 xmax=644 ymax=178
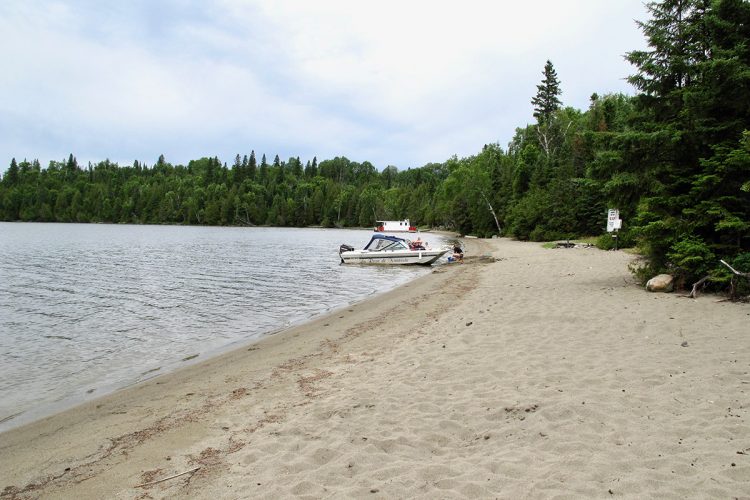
xmin=0 ymin=0 xmax=649 ymax=170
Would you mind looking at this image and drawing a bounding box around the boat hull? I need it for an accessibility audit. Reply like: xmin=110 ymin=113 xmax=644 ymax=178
xmin=340 ymin=249 xmax=447 ymax=265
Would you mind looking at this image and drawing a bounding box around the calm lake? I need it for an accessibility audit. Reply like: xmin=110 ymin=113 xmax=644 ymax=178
xmin=0 ymin=223 xmax=446 ymax=432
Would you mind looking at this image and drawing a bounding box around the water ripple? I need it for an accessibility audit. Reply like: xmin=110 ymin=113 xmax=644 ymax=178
xmin=0 ymin=223 xmax=444 ymax=431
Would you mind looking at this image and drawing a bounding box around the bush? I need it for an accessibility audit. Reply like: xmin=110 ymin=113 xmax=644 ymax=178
xmin=730 ymin=252 xmax=750 ymax=296
xmin=507 ymin=190 xmax=546 ymax=240
xmin=596 ymin=233 xmax=618 ymax=250
xmin=666 ymin=236 xmax=715 ymax=286
xmin=529 ymin=226 xmax=565 ymax=242
xmin=595 ymin=230 xmax=635 ymax=250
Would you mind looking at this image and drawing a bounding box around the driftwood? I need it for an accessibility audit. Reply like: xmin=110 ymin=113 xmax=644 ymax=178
xmin=680 ymin=260 xmax=750 ymax=300
xmin=134 ymin=467 xmax=201 ymax=488
xmin=720 ymin=259 xmax=750 ymax=277
xmin=720 ymin=260 xmax=750 ymax=301
xmin=686 ymin=275 xmax=711 ymax=298
xmin=685 ymin=261 xmax=750 ymax=300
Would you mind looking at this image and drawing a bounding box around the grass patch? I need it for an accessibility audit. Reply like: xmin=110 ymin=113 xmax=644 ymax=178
xmin=576 ymin=236 xmax=599 ymax=245
xmin=622 ymin=246 xmax=643 ymax=255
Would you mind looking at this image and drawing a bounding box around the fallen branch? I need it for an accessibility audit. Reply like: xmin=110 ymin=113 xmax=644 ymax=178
xmin=720 ymin=259 xmax=750 ymax=277
xmin=720 ymin=260 xmax=749 ymax=301
xmin=686 ymin=275 xmax=711 ymax=299
xmin=134 ymin=467 xmax=201 ymax=488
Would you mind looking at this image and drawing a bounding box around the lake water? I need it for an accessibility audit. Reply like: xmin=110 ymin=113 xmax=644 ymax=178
xmin=0 ymin=223 xmax=446 ymax=432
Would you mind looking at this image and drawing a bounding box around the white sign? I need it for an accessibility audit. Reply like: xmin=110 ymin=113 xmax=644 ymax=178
xmin=607 ymin=209 xmax=620 ymax=233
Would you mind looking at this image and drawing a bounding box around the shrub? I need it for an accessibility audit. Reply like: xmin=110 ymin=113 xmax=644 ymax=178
xmin=595 ymin=229 xmax=635 ymax=250
xmin=666 ymin=236 xmax=715 ymax=286
xmin=730 ymin=252 xmax=750 ymax=296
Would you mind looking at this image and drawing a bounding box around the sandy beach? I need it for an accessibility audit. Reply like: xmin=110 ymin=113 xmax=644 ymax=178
xmin=1 ymin=237 xmax=749 ymax=499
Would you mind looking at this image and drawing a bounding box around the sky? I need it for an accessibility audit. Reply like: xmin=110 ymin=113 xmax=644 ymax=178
xmin=0 ymin=0 xmax=650 ymax=172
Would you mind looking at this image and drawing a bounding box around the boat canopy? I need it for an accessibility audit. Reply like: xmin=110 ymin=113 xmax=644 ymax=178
xmin=363 ymin=234 xmax=409 ymax=251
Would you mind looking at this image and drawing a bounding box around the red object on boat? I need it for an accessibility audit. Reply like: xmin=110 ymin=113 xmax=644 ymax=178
xmin=374 ymin=220 xmax=417 ymax=232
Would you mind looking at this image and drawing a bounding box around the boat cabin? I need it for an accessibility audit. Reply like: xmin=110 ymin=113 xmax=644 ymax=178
xmin=374 ymin=219 xmax=417 ymax=232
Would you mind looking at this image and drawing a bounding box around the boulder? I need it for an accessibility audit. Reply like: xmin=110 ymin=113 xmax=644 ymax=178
xmin=646 ymin=274 xmax=674 ymax=292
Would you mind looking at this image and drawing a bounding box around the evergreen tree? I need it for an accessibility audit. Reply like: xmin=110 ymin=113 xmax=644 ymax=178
xmin=248 ymin=150 xmax=257 ymax=180
xmin=3 ymin=158 xmax=19 ymax=186
xmin=232 ymin=154 xmax=244 ymax=184
xmin=259 ymin=154 xmax=269 ymax=182
xmin=291 ymin=156 xmax=303 ymax=178
xmin=624 ymin=0 xmax=750 ymax=282
xmin=381 ymin=165 xmax=397 ymax=189
xmin=64 ymin=153 xmax=79 ymax=181
xmin=531 ymin=60 xmax=562 ymax=125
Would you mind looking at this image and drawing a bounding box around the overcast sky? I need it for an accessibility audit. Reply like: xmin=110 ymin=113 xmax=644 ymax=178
xmin=0 ymin=1 xmax=649 ymax=171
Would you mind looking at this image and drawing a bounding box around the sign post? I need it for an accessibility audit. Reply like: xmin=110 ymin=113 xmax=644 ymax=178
xmin=606 ymin=209 xmax=622 ymax=250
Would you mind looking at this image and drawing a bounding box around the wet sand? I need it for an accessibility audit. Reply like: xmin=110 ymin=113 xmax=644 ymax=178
xmin=1 ymin=237 xmax=749 ymax=499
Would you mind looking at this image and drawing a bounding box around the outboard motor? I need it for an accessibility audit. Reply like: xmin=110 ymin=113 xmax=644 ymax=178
xmin=339 ymin=243 xmax=355 ymax=263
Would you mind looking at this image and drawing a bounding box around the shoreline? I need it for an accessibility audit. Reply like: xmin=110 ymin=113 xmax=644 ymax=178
xmin=0 ymin=236 xmax=486 ymax=494
xmin=0 ymin=235 xmax=475 ymax=436
xmin=0 ymin=274 xmax=428 ymax=434
xmin=0 ymin=225 xmax=444 ymax=434
xmin=2 ymin=237 xmax=749 ymax=499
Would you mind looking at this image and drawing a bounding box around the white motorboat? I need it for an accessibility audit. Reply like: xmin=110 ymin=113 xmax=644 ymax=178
xmin=339 ymin=234 xmax=449 ymax=265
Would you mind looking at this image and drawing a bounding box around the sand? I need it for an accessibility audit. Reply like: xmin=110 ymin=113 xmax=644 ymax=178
xmin=1 ymin=237 xmax=749 ymax=499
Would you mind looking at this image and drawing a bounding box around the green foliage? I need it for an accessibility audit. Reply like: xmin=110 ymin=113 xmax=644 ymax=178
xmin=666 ymin=236 xmax=715 ymax=284
xmin=730 ymin=252 xmax=750 ymax=295
xmin=613 ymin=0 xmax=750 ymax=291
xmin=507 ymin=189 xmax=548 ymax=240
xmin=531 ymin=60 xmax=562 ymax=125
xmin=0 ymin=1 xmax=747 ymax=300
xmin=596 ymin=229 xmax=636 ymax=251
xmin=596 ymin=233 xmax=618 ymax=251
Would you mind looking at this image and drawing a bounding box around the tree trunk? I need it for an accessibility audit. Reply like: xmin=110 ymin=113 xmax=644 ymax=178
xmin=479 ymin=190 xmax=501 ymax=235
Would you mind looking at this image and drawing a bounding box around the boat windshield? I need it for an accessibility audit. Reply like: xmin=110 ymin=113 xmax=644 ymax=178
xmin=364 ymin=236 xmax=408 ymax=251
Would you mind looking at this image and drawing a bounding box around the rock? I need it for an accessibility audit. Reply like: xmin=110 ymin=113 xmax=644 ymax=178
xmin=646 ymin=274 xmax=674 ymax=292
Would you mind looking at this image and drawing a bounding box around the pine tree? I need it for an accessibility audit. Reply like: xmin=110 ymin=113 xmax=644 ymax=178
xmin=625 ymin=0 xmax=750 ymax=282
xmin=259 ymin=154 xmax=268 ymax=183
xmin=232 ymin=154 xmax=244 ymax=184
xmin=531 ymin=60 xmax=562 ymax=125
xmin=64 ymin=153 xmax=79 ymax=181
xmin=248 ymin=150 xmax=257 ymax=180
xmin=3 ymin=158 xmax=19 ymax=186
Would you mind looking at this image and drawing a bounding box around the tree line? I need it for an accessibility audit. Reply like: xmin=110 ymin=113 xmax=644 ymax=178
xmin=1 ymin=0 xmax=749 ymax=291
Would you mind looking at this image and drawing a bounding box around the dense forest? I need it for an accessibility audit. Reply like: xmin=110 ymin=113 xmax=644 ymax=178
xmin=1 ymin=0 xmax=749 ymax=291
